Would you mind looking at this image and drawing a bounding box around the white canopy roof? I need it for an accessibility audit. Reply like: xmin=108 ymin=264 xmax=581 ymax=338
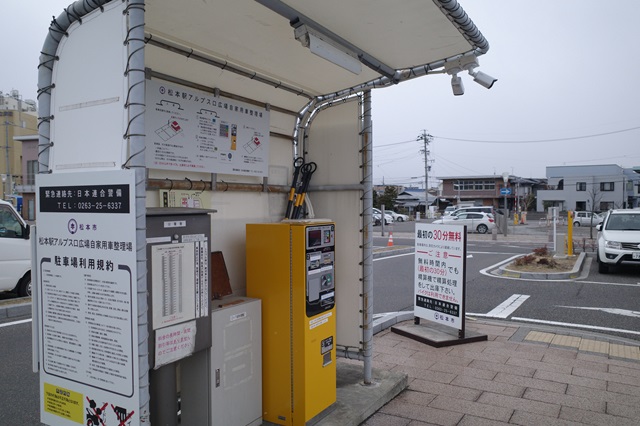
xmin=145 ymin=0 xmax=489 ymax=111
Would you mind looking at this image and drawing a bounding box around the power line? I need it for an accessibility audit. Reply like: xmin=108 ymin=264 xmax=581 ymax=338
xmin=375 ymin=125 xmax=640 ymax=147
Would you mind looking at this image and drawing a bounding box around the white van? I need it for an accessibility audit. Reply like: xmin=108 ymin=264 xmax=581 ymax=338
xmin=0 ymin=199 xmax=31 ymax=296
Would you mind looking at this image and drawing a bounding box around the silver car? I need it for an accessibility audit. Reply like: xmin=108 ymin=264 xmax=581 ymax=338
xmin=373 ymin=208 xmax=394 ymax=225
xmin=572 ymin=211 xmax=603 ymax=227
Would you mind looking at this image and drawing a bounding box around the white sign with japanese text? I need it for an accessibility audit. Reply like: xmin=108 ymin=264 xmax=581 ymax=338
xmin=154 ymin=320 xmax=197 ymax=369
xmin=414 ymin=223 xmax=466 ymax=330
xmin=36 ymin=170 xmax=139 ymax=426
xmin=150 ymin=243 xmax=196 ymax=329
xmin=145 ymin=79 xmax=270 ymax=177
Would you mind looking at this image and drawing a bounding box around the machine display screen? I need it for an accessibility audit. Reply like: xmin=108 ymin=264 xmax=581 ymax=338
xmin=306 ymin=225 xmax=334 ymax=250
xmin=308 ymin=229 xmax=322 ymax=247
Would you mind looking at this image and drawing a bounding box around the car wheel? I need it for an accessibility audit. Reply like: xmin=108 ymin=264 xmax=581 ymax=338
xmin=596 ymin=253 xmax=609 ymax=274
xmin=573 ymin=221 xmax=580 ymax=227
xmin=476 ymin=224 xmax=488 ymax=234
xmin=17 ymin=273 xmax=31 ymax=297
xmin=397 ymin=217 xmax=404 ymax=222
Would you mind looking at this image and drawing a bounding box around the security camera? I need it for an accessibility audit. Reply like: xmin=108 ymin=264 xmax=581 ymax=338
xmin=469 ymin=69 xmax=497 ymax=89
xmin=451 ymin=74 xmax=464 ymax=96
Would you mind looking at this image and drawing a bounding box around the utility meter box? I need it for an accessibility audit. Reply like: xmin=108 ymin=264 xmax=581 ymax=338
xmin=246 ymin=221 xmax=336 ymax=426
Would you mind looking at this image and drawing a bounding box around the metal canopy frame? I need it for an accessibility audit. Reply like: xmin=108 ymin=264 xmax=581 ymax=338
xmin=36 ymin=0 xmax=492 ymax=414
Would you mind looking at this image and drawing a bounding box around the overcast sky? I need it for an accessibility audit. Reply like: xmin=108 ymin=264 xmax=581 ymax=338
xmin=3 ymin=1 xmax=638 ymax=188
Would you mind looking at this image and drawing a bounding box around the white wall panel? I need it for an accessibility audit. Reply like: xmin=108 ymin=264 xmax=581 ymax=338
xmin=306 ymin=101 xmax=364 ymax=349
xmin=49 ymin=2 xmax=128 ymax=171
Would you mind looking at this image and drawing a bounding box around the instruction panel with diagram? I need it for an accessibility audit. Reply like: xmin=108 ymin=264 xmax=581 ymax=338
xmin=145 ymin=79 xmax=270 ymax=177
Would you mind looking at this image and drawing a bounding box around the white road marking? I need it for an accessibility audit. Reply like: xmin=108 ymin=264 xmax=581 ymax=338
xmin=511 ymin=317 xmax=640 ymax=337
xmin=558 ymin=306 xmax=640 ymax=318
xmin=569 ymin=280 xmax=639 ymax=287
xmin=468 ymin=294 xmax=530 ymax=318
xmin=0 ymin=318 xmax=32 ymax=328
xmin=373 ymin=252 xmax=414 ymax=261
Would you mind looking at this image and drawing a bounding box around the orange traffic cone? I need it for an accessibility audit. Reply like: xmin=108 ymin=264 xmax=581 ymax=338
xmin=387 ymin=232 xmax=394 ymax=247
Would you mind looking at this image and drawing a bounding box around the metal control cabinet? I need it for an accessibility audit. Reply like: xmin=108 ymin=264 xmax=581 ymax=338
xmin=146 ymin=208 xmax=214 ymax=426
xmin=209 ymin=296 xmax=262 ymax=426
xmin=246 ymin=222 xmax=336 ymax=426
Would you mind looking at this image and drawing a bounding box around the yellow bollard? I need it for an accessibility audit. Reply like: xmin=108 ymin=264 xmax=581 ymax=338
xmin=567 ymin=211 xmax=573 ymax=256
xmin=513 ymin=213 xmax=519 ymax=225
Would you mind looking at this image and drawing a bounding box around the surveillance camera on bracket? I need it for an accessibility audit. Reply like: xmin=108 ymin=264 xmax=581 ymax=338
xmin=468 ymin=68 xmax=497 ymax=89
xmin=450 ymin=74 xmax=464 ymax=96
xmin=443 ymin=54 xmax=497 ymax=92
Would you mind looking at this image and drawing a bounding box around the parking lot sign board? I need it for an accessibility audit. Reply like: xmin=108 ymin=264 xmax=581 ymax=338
xmin=36 ymin=170 xmax=139 ymax=426
xmin=414 ymin=223 xmax=467 ymax=333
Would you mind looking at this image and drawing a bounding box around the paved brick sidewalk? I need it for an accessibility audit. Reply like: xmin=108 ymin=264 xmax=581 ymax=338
xmin=361 ymin=320 xmax=640 ymax=426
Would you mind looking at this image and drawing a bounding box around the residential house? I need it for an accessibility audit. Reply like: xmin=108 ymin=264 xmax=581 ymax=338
xmin=439 ymin=174 xmax=546 ymax=212
xmin=535 ymin=164 xmax=636 ymax=212
xmin=395 ymin=187 xmax=440 ymax=215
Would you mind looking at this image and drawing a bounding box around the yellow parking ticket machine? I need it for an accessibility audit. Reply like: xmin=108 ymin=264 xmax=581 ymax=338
xmin=246 ymin=221 xmax=336 ymax=426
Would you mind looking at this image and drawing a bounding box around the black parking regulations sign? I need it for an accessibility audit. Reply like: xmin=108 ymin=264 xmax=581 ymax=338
xmin=35 ymin=170 xmax=139 ymax=426
xmin=390 ymin=223 xmax=486 ymax=347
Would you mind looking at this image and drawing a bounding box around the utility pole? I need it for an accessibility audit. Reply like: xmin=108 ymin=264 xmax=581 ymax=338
xmin=417 ymin=130 xmax=433 ymax=217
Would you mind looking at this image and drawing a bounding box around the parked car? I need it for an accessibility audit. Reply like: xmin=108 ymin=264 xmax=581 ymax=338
xmin=387 ymin=211 xmax=409 ymax=222
xmin=596 ymin=209 xmax=640 ymax=274
xmin=373 ymin=208 xmax=394 ymax=225
xmin=572 ymin=211 xmax=603 ymax=227
xmin=443 ymin=206 xmax=457 ymax=216
xmin=432 ymin=212 xmax=496 ymax=234
xmin=0 ymin=199 xmax=32 ymax=296
xmin=449 ymin=206 xmax=495 ymax=217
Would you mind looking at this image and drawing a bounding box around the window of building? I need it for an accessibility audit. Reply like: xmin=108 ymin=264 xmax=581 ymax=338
xmin=600 ymin=201 xmax=613 ymax=211
xmin=600 ymin=182 xmax=614 ymax=191
xmin=576 ymin=182 xmax=586 ymax=191
xmin=453 ymin=180 xmax=496 ymax=191
xmin=26 ymin=160 xmax=38 ymax=185
xmin=576 ymin=201 xmax=586 ymax=211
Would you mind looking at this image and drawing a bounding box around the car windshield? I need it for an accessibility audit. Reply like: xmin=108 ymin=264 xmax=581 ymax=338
xmin=605 ymin=213 xmax=640 ymax=231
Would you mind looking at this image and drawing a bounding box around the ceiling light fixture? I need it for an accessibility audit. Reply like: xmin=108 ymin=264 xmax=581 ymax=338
xmin=293 ymin=24 xmax=362 ymax=75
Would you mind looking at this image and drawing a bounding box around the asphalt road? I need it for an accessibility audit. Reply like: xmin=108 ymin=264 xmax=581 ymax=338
xmin=1 ymin=218 xmax=638 ymax=425
xmin=0 ymin=321 xmax=39 ymax=425
xmin=373 ymin=228 xmax=640 ymax=342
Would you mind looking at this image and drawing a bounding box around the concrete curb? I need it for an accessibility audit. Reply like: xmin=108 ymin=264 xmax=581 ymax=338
xmin=372 ymin=246 xmax=413 ymax=259
xmin=0 ymin=300 xmax=31 ymax=320
xmin=372 ymin=311 xmax=415 ymax=334
xmin=497 ymin=251 xmax=586 ymax=279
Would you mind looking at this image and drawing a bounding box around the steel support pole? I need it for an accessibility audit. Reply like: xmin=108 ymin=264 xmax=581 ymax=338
xmin=361 ymin=90 xmax=373 ymax=385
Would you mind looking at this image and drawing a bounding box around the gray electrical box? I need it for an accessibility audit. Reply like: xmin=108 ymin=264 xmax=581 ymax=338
xmin=210 ymin=296 xmax=262 ymax=426
xmin=146 ymin=207 xmax=215 ymax=426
